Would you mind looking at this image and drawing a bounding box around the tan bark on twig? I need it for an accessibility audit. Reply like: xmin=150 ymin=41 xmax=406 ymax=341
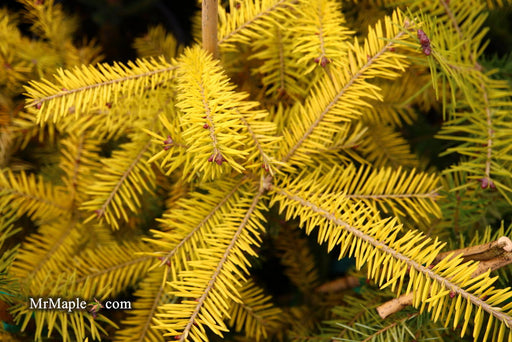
xmin=433 ymin=236 xmax=512 ymax=263
xmin=315 ymin=275 xmax=360 ymax=293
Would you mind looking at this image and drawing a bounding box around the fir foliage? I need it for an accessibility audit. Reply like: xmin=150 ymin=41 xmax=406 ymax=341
xmin=1 ymin=0 xmax=512 ymax=341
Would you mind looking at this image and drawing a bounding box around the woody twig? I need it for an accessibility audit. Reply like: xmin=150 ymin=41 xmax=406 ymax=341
xmin=377 ymin=236 xmax=512 ymax=319
xmin=433 ymin=236 xmax=512 ymax=263
xmin=315 ymin=275 xmax=360 ymax=293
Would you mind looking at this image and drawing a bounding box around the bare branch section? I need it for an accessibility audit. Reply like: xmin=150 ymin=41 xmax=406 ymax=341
xmin=434 ymin=236 xmax=512 ymax=263
xmin=202 ymin=0 xmax=219 ymax=58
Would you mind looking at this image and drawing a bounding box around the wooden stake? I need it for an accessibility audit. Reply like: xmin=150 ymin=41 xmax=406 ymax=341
xmin=202 ymin=0 xmax=219 ymax=58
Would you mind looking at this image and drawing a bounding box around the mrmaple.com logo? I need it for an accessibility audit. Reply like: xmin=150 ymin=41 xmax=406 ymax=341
xmin=29 ymin=297 xmax=131 ymax=317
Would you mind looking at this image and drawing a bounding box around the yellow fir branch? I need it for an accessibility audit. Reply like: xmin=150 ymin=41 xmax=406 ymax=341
xmin=171 ymin=46 xmax=280 ymax=180
xmin=9 ymin=219 xmax=81 ymax=288
xmin=218 ymin=0 xmax=298 ymax=49
xmin=116 ymin=268 xmax=171 ymax=342
xmin=279 ymin=10 xmax=413 ymax=167
xmin=378 ymin=237 xmax=512 ymax=320
xmin=175 ymin=189 xmax=265 ymax=341
xmin=0 ymin=169 xmax=70 ymax=221
xmin=81 ymin=138 xmax=156 ymax=230
xmin=250 ymin=26 xmax=310 ymax=102
xmin=18 ymin=0 xmax=78 ymax=52
xmin=24 ymin=57 xmax=177 ymax=122
xmin=292 ymin=0 xmax=352 ymax=74
xmin=71 ymin=241 xmax=154 ymax=299
xmin=58 ymin=133 xmax=102 ymax=208
xmin=269 ymin=180 xmax=512 ymax=339
xmin=150 ymin=177 xmax=247 ymax=267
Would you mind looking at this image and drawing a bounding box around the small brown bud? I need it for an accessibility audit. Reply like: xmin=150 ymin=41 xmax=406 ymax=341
xmin=163 ymin=136 xmax=173 ymax=150
xmin=203 ymin=123 xmax=209 ymax=129
xmin=106 ymin=102 xmax=112 ymax=108
xmin=157 ymin=257 xmax=171 ymax=267
xmin=163 ymin=136 xmax=173 ymax=145
xmin=417 ymin=29 xmax=432 ymax=56
xmin=417 ymin=29 xmax=428 ymax=42
xmin=449 ymin=291 xmax=456 ymax=298
xmin=480 ymin=178 xmax=489 ymax=189
xmin=215 ymin=154 xmax=226 ymax=165
xmin=208 ymin=154 xmax=214 ymax=162
xmin=489 ymin=180 xmax=496 ymax=189
xmin=320 ymin=56 xmax=330 ymax=67
xmin=35 ymin=102 xmax=42 ymax=109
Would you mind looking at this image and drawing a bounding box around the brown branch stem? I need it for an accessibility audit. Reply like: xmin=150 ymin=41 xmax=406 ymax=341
xmin=434 ymin=236 xmax=512 ymax=263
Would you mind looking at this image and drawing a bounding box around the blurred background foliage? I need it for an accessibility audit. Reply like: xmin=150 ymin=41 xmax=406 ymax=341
xmin=2 ymin=0 xmax=198 ymax=63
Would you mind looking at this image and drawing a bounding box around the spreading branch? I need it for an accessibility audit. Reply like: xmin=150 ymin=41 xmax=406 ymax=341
xmin=377 ymin=236 xmax=512 ymax=319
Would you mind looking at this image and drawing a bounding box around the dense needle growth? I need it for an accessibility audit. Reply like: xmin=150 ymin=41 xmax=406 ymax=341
xmin=1 ymin=0 xmax=512 ymax=341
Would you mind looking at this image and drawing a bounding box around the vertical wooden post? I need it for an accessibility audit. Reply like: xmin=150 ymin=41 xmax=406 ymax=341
xmin=202 ymin=0 xmax=219 ymax=58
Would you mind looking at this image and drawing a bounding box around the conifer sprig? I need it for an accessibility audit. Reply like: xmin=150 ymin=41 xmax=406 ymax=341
xmin=24 ymin=57 xmax=176 ymax=122
xmin=279 ymin=10 xmax=412 ymax=167
xmin=270 ymin=180 xmax=512 ymax=340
